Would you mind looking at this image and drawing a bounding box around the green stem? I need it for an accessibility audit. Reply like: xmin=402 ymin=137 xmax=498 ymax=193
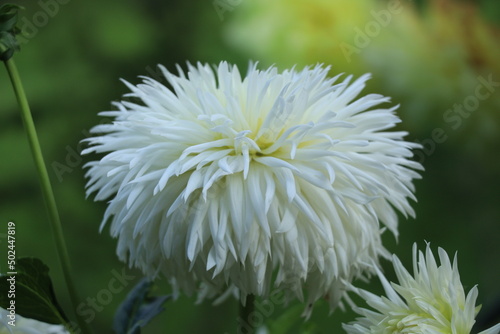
xmin=3 ymin=58 xmax=92 ymax=334
xmin=239 ymin=294 xmax=256 ymax=334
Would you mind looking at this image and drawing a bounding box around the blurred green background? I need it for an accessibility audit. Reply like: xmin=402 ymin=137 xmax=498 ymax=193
xmin=1 ymin=0 xmax=499 ymax=333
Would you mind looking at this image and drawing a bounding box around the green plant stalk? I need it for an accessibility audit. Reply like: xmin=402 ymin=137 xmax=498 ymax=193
xmin=3 ymin=58 xmax=92 ymax=334
xmin=240 ymin=294 xmax=256 ymax=334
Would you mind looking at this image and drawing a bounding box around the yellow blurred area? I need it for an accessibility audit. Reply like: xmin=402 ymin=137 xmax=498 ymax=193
xmin=226 ymin=0 xmax=500 ymax=150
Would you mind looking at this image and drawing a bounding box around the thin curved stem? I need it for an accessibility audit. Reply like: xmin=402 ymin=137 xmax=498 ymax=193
xmin=3 ymin=58 xmax=92 ymax=334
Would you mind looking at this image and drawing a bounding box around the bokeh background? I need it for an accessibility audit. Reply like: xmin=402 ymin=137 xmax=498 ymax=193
xmin=1 ymin=0 xmax=499 ymax=332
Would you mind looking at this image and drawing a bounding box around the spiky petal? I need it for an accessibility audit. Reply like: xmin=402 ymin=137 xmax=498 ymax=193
xmin=83 ymin=62 xmax=422 ymax=310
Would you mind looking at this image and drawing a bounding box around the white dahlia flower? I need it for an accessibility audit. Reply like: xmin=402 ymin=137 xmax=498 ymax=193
xmin=343 ymin=243 xmax=500 ymax=334
xmin=0 ymin=308 xmax=69 ymax=334
xmin=83 ymin=62 xmax=422 ymax=310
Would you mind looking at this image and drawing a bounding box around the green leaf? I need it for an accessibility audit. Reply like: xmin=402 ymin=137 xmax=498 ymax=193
xmin=267 ymin=303 xmax=305 ymax=334
xmin=299 ymin=321 xmax=321 ymax=334
xmin=113 ymin=278 xmax=171 ymax=334
xmin=0 ymin=31 xmax=17 ymax=60
xmin=0 ymin=4 xmax=23 ymax=32
xmin=265 ymin=302 xmax=323 ymax=334
xmin=0 ymin=257 xmax=68 ymax=324
xmin=0 ymin=3 xmax=23 ymax=60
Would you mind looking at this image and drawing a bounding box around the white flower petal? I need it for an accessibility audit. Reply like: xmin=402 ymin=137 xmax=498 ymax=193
xmin=84 ymin=62 xmax=422 ymax=310
xmin=344 ymin=243 xmax=496 ymax=334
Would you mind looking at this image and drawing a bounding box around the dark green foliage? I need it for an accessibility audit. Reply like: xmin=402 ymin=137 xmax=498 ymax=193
xmin=113 ymin=278 xmax=171 ymax=334
xmin=0 ymin=257 xmax=68 ymax=324
xmin=0 ymin=4 xmax=23 ymax=60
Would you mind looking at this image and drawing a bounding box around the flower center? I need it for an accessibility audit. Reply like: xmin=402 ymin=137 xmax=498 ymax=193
xmin=386 ymin=313 xmax=427 ymax=334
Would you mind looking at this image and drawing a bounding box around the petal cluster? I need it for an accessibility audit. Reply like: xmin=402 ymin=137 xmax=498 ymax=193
xmin=343 ymin=243 xmax=500 ymax=334
xmin=83 ymin=62 xmax=422 ymax=309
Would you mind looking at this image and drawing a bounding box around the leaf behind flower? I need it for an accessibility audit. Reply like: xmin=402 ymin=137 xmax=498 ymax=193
xmin=113 ymin=277 xmax=171 ymax=334
xmin=0 ymin=257 xmax=68 ymax=324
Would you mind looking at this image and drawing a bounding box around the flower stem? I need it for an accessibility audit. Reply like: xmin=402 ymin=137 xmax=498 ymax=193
xmin=3 ymin=58 xmax=92 ymax=334
xmin=239 ymin=294 xmax=256 ymax=334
